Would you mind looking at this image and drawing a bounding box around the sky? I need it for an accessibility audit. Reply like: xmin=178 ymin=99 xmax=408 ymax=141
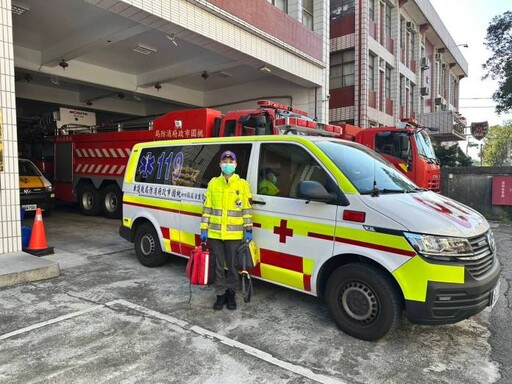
xmin=429 ymin=0 xmax=511 ymax=157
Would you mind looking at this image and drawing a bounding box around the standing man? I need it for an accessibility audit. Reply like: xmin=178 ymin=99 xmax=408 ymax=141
xmin=201 ymin=150 xmax=253 ymax=310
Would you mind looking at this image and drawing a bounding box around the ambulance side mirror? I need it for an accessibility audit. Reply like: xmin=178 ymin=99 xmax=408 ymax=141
xmin=297 ymin=181 xmax=336 ymax=203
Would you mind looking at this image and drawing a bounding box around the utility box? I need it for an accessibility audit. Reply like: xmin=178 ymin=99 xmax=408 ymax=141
xmin=492 ymin=176 xmax=512 ymax=205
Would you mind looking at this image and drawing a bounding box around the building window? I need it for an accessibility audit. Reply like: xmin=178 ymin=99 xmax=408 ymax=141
xmin=369 ymin=0 xmax=375 ymax=21
xmin=409 ymin=84 xmax=415 ymax=114
xmin=331 ymin=0 xmax=355 ymax=20
xmin=385 ymin=3 xmax=392 ymax=39
xmin=409 ymin=30 xmax=415 ymax=63
xmin=302 ymin=0 xmax=314 ymax=30
xmin=369 ymin=53 xmax=376 ymax=90
xmin=400 ymin=17 xmax=405 ymax=49
xmin=330 ymin=50 xmax=355 ymax=88
xmin=385 ymin=66 xmax=391 ymax=99
xmin=399 ymin=75 xmax=404 ymax=107
xmin=267 ymin=0 xmax=287 ymax=13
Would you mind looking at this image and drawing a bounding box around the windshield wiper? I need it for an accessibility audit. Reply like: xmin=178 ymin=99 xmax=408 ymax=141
xmin=408 ymin=187 xmax=428 ymax=193
xmin=380 ymin=188 xmax=407 ymax=194
xmin=361 ymin=188 xmax=406 ymax=195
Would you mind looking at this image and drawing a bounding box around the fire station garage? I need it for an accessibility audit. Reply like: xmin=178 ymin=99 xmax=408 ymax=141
xmin=1 ymin=0 xmax=330 ymax=254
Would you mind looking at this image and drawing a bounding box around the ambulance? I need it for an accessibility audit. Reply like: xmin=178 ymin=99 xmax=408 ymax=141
xmin=119 ymin=135 xmax=500 ymax=341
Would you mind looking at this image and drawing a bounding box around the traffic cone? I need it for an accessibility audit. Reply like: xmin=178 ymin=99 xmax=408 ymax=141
xmin=24 ymin=208 xmax=54 ymax=256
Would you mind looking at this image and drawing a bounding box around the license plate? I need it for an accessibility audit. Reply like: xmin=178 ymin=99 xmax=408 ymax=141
xmin=22 ymin=204 xmax=37 ymax=211
xmin=489 ymin=281 xmax=500 ymax=308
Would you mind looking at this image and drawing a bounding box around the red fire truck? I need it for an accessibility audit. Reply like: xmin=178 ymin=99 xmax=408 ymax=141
xmin=52 ymin=100 xmax=440 ymax=218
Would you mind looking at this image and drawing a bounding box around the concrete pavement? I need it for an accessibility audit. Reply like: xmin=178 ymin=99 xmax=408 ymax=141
xmin=0 ymin=206 xmax=510 ymax=383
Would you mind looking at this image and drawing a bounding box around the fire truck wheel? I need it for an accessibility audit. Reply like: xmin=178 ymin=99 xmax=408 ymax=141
xmin=134 ymin=223 xmax=166 ymax=267
xmin=78 ymin=184 xmax=102 ymax=216
xmin=102 ymin=184 xmax=122 ymax=219
xmin=325 ymin=263 xmax=402 ymax=341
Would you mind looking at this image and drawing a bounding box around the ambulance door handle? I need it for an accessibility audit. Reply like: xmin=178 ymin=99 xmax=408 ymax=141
xmin=252 ymin=199 xmax=266 ymax=205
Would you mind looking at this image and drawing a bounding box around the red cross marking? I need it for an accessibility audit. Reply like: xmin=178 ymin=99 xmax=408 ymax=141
xmin=274 ymin=219 xmax=293 ymax=243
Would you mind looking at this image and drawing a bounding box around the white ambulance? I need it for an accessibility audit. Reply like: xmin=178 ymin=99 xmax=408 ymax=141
xmin=119 ymin=135 xmax=500 ymax=341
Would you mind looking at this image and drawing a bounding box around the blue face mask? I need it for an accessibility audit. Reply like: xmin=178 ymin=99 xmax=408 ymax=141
xmin=221 ymin=163 xmax=236 ymax=175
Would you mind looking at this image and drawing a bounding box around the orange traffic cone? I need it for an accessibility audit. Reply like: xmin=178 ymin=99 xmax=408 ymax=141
xmin=24 ymin=208 xmax=54 ymax=256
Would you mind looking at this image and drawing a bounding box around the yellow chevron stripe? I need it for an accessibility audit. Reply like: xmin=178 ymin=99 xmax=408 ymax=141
xmin=392 ymin=256 xmax=465 ymax=302
xmin=303 ymin=258 xmax=315 ymax=275
xmin=180 ymin=230 xmax=196 ymax=246
xmin=261 ymin=264 xmax=304 ymax=290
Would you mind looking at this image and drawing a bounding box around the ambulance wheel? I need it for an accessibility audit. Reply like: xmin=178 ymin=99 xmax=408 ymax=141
xmin=325 ymin=263 xmax=401 ymax=341
xmin=102 ymin=184 xmax=122 ymax=219
xmin=78 ymin=184 xmax=102 ymax=216
xmin=134 ymin=223 xmax=166 ymax=267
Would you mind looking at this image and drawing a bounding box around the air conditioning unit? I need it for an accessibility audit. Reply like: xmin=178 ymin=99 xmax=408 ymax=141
xmin=434 ymin=97 xmax=446 ymax=106
xmin=420 ymin=57 xmax=430 ymax=70
xmin=434 ymin=53 xmax=442 ymax=61
xmin=406 ymin=21 xmax=417 ymax=33
xmin=420 ymin=87 xmax=430 ymax=96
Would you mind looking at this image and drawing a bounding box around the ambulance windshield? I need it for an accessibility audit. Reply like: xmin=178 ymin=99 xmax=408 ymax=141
xmin=317 ymin=140 xmax=418 ymax=194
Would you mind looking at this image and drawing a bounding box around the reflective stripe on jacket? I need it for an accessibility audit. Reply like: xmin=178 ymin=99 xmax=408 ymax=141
xmin=201 ymin=173 xmax=253 ymax=240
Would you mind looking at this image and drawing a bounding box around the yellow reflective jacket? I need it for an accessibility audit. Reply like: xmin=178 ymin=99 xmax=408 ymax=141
xmin=201 ymin=173 xmax=253 ymax=240
xmin=258 ymin=178 xmax=279 ymax=196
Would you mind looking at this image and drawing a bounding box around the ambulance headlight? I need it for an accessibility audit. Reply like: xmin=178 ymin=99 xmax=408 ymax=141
xmin=404 ymin=233 xmax=472 ymax=259
xmin=43 ymin=179 xmax=53 ymax=192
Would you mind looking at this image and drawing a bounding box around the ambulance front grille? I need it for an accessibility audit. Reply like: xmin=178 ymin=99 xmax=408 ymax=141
xmin=456 ymin=233 xmax=495 ymax=279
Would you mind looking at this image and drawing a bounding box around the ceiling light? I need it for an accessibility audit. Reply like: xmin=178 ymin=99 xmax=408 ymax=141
xmin=133 ymin=93 xmax=141 ymax=101
xmin=218 ymin=71 xmax=232 ymax=78
xmin=166 ymin=34 xmax=179 ymax=47
xmin=259 ymin=65 xmax=271 ymax=73
xmin=12 ymin=2 xmax=30 ymax=15
xmin=131 ymin=43 xmax=157 ymax=55
xmin=50 ymin=77 xmax=60 ymax=86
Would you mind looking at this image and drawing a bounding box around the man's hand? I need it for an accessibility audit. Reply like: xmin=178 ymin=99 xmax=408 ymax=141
xmin=200 ymin=229 xmax=208 ymax=242
xmin=245 ymin=229 xmax=252 ymax=242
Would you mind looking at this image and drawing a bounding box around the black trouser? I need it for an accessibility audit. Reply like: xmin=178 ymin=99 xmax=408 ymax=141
xmin=208 ymin=239 xmax=240 ymax=295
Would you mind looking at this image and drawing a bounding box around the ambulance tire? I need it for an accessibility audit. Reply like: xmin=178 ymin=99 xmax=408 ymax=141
xmin=102 ymin=184 xmax=122 ymax=219
xmin=326 ymin=264 xmax=401 ymax=341
xmin=78 ymin=184 xmax=102 ymax=216
xmin=134 ymin=223 xmax=166 ymax=267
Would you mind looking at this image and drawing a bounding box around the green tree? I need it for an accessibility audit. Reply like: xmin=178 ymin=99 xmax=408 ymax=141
xmin=483 ymin=11 xmax=512 ymax=114
xmin=434 ymin=143 xmax=473 ymax=167
xmin=482 ymin=121 xmax=512 ymax=166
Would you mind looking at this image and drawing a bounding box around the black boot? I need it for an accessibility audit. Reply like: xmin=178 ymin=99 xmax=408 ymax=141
xmin=226 ymin=289 xmax=237 ymax=310
xmin=213 ymin=294 xmax=226 ymax=310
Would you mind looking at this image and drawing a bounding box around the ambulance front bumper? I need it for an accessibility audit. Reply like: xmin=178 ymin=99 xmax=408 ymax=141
xmin=406 ymin=260 xmax=501 ymax=325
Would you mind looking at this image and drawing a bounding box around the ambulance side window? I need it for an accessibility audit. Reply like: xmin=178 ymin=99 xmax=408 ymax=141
xmin=198 ymin=144 xmax=252 ymax=187
xmin=258 ymin=143 xmax=335 ymax=199
xmin=134 ymin=144 xmax=252 ymax=189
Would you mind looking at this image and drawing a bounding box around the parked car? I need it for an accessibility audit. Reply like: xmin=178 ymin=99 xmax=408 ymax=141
xmin=19 ymin=158 xmax=55 ymax=215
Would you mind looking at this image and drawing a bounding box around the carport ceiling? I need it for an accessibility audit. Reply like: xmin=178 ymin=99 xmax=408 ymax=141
xmin=12 ymin=0 xmax=273 ymax=116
